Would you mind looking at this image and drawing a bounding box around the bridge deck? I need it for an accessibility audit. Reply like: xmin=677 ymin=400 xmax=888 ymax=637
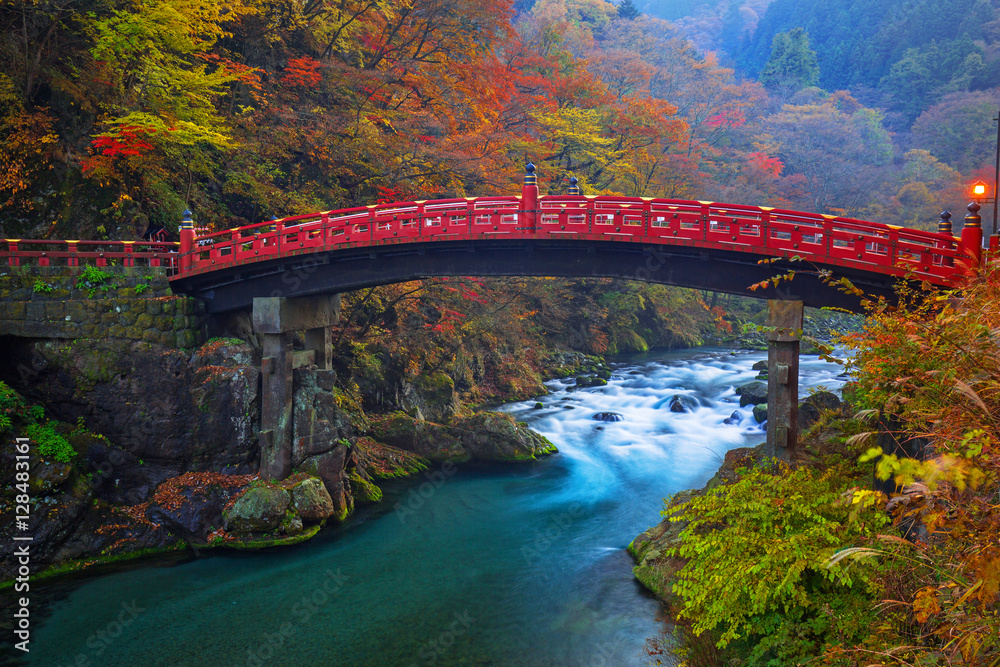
xmin=1 ymin=193 xmax=975 ymax=313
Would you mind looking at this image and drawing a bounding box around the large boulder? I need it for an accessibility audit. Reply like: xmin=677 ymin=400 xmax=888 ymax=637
xmin=753 ymin=403 xmax=768 ymax=424
xmin=450 ymin=412 xmax=557 ymax=461
xmin=223 ymin=484 xmax=290 ymax=533
xmin=799 ymin=391 xmax=843 ymax=430
xmin=367 ymin=412 xmax=468 ymax=462
xmin=736 ymin=381 xmax=768 ymax=407
xmin=352 ymin=437 xmax=430 ymax=479
xmin=400 ymin=372 xmax=460 ymax=423
xmin=289 ymin=476 xmax=336 ymax=523
xmin=146 ymin=472 xmax=253 ymax=538
xmin=298 ymin=445 xmax=353 ymax=521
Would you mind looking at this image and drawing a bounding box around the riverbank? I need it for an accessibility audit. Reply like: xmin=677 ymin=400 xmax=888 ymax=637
xmin=7 ymin=347 xmax=854 ymax=665
xmin=625 ymin=384 xmax=898 ymax=665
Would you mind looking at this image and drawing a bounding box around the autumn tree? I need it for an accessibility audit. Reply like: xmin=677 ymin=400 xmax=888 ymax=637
xmin=756 ymin=95 xmax=893 ymax=215
xmin=0 ymin=73 xmax=58 ymax=230
xmin=862 ymin=149 xmax=965 ymax=231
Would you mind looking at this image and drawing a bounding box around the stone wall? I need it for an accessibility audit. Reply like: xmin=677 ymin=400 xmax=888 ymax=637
xmin=0 ymin=267 xmax=206 ymax=347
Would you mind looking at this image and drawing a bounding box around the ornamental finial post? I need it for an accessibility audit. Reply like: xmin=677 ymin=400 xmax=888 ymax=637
xmin=179 ymin=209 xmax=195 ymax=273
xmin=961 ymin=202 xmax=983 ymax=269
xmin=568 ymin=176 xmax=580 ymax=196
xmin=522 ymin=162 xmax=538 ymax=231
xmin=938 ymin=210 xmax=953 ymax=236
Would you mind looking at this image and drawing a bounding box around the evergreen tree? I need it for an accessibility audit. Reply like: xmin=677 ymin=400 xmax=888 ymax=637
xmin=618 ymin=0 xmax=641 ymax=20
xmin=759 ymin=28 xmax=820 ymax=93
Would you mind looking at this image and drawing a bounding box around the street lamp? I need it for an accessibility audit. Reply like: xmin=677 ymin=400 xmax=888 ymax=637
xmin=971 ymin=180 xmax=997 ymax=241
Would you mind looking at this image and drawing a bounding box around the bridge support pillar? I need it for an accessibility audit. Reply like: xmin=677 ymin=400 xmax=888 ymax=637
xmin=253 ymin=295 xmax=340 ymax=479
xmin=305 ymin=326 xmax=333 ymax=370
xmin=765 ymin=300 xmax=803 ymax=463
xmin=259 ymin=332 xmax=293 ymax=479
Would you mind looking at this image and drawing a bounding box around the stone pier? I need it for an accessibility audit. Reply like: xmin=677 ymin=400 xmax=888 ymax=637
xmin=252 ymin=294 xmax=340 ymax=479
xmin=765 ymin=300 xmax=803 ymax=462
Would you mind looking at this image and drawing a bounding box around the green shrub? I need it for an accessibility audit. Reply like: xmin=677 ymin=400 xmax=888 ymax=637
xmin=0 ymin=382 xmax=27 ymax=432
xmin=26 ymin=422 xmax=76 ymax=463
xmin=32 ymin=278 xmax=54 ymax=293
xmin=76 ymin=265 xmax=116 ymax=295
xmin=667 ymin=462 xmax=890 ymax=665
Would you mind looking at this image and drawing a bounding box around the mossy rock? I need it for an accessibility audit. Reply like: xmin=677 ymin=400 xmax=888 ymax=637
xmin=348 ymin=472 xmax=382 ymax=505
xmin=616 ymin=329 xmax=650 ymax=353
xmin=289 ymin=476 xmax=336 ymax=522
xmin=223 ymin=484 xmax=290 ymax=533
xmin=224 ymin=524 xmax=322 ymax=550
xmin=352 ymin=437 xmax=430 ymax=479
xmin=367 ymin=412 xmax=468 ymax=462
xmin=450 ymin=411 xmax=558 ymax=461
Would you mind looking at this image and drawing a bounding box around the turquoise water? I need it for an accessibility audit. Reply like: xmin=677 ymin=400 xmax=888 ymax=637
xmin=18 ymin=348 xmax=845 ymax=666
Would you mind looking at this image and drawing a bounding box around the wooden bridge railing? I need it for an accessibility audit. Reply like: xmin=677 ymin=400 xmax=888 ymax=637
xmin=1 ymin=165 xmax=984 ymax=289
xmin=174 ymin=166 xmax=974 ymax=287
xmin=1 ymin=239 xmax=180 ymax=272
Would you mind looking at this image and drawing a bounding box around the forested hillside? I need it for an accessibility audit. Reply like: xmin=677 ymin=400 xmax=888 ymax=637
xmin=736 ymin=0 xmax=1000 ymax=126
xmin=2 ymin=0 xmax=997 ymax=244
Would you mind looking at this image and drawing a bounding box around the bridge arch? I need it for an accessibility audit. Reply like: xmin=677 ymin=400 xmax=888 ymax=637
xmin=169 ymin=166 xmax=978 ymax=314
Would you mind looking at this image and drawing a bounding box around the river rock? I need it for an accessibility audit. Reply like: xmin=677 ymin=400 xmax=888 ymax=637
xmin=400 ymin=372 xmax=460 ymax=423
xmin=298 ymin=445 xmax=352 ymax=521
xmin=367 ymin=412 xmax=469 ymax=462
xmin=593 ymin=412 xmax=624 ymax=422
xmin=352 ymin=437 xmax=429 ymax=479
xmin=799 ymin=391 xmax=843 ymax=430
xmin=348 ymin=472 xmax=383 ymax=505
xmin=37 ymin=500 xmax=177 ymax=577
xmin=290 ymin=476 xmax=336 ymax=522
xmin=147 ymin=473 xmax=252 ymax=538
xmin=723 ymin=410 xmax=741 ymax=425
xmin=450 ymin=412 xmax=558 ymax=461
xmin=284 ymin=515 xmax=304 ymax=536
xmin=668 ymin=396 xmax=687 ymax=413
xmin=736 ymin=381 xmax=767 ymax=407
xmin=224 ymin=484 xmax=291 ymax=533
xmin=751 ymin=360 xmax=768 ymax=371
xmin=753 ymin=403 xmax=768 ymax=423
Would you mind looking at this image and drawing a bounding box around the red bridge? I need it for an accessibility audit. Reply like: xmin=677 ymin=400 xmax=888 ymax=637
xmin=1 ymin=166 xmax=988 ymax=313
xmin=2 ymin=165 xmax=990 ymax=473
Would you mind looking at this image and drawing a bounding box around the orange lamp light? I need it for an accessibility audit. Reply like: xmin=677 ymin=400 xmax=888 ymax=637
xmin=973 ymin=181 xmax=987 ymax=197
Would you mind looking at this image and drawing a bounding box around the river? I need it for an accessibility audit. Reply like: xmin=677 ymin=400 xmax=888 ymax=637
xmin=17 ymin=348 xmax=847 ymax=666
